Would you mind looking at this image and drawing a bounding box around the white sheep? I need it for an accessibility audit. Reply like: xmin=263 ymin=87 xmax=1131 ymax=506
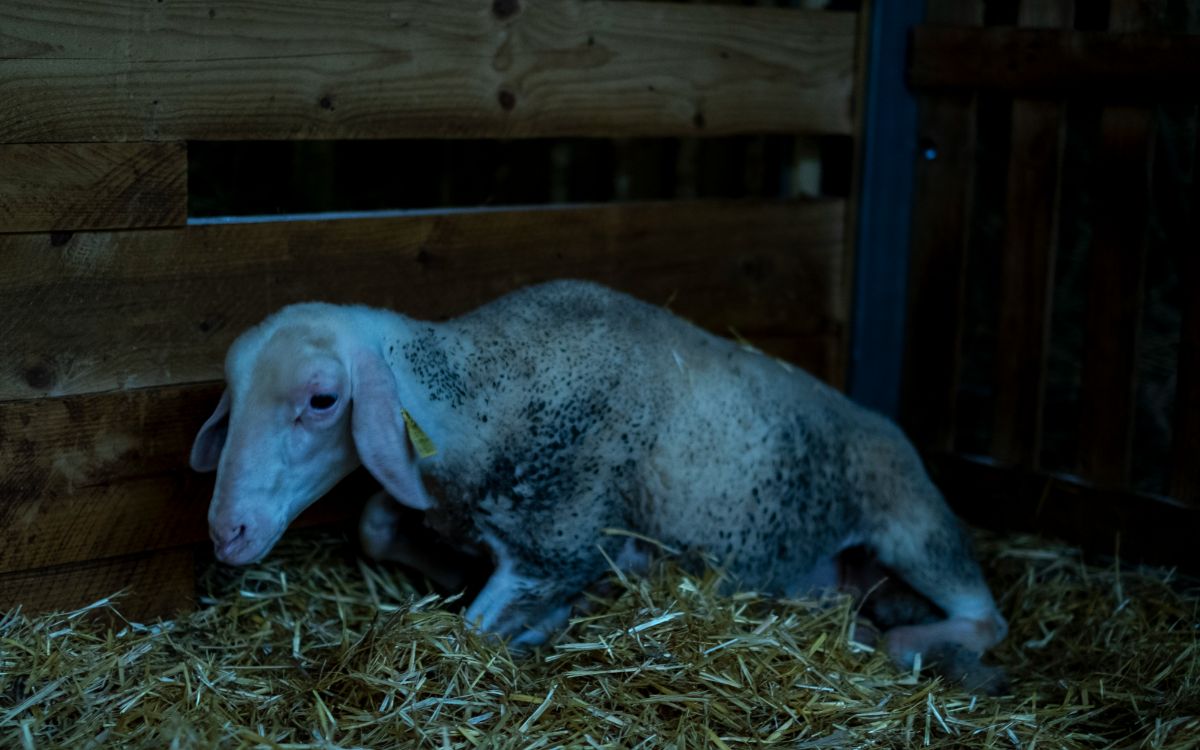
xmin=191 ymin=280 xmax=1008 ymax=691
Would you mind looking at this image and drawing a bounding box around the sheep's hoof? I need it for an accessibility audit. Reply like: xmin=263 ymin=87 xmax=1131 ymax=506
xmin=924 ymin=642 xmax=1011 ymax=696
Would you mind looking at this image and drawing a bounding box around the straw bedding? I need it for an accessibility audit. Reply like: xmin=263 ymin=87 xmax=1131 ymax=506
xmin=2 ymin=530 xmax=1197 ymax=749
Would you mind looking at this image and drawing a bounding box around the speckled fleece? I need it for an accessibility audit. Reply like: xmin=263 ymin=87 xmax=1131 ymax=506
xmin=224 ymin=281 xmax=999 ymax=649
xmin=364 ymin=282 xmax=994 ymax=626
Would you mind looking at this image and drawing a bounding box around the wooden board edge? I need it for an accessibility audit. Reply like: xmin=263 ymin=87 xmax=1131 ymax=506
xmin=1 ymin=199 xmax=849 ymax=401
xmin=0 ymin=545 xmax=198 ymax=622
xmin=927 ymin=452 xmax=1200 ymax=574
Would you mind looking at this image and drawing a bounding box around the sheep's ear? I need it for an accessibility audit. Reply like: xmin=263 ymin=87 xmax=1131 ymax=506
xmin=350 ymin=350 xmax=435 ymax=510
xmin=190 ymin=389 xmax=230 ymax=472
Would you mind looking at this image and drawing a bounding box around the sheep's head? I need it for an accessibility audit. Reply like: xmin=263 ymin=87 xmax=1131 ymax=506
xmin=191 ymin=319 xmax=359 ymax=564
xmin=193 ymin=304 xmax=436 ymax=564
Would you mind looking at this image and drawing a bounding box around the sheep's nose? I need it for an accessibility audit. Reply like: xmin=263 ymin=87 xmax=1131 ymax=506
xmin=211 ymin=523 xmax=246 ymax=550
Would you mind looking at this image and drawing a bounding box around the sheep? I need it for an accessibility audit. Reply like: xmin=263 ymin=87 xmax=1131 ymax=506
xmin=191 ymin=280 xmax=1009 ymax=692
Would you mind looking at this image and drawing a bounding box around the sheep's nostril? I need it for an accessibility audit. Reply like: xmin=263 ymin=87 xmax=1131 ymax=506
xmin=213 ymin=523 xmax=247 ymax=548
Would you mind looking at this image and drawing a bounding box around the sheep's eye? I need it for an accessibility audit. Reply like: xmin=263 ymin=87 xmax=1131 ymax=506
xmin=309 ymin=393 xmax=338 ymax=411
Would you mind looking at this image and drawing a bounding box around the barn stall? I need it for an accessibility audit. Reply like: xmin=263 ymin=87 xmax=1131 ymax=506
xmin=1 ymin=0 xmax=1197 ymax=747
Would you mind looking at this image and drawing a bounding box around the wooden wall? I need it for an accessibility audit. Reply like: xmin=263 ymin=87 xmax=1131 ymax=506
xmin=903 ymin=0 xmax=1200 ymax=570
xmin=0 ymin=1 xmax=861 ymax=617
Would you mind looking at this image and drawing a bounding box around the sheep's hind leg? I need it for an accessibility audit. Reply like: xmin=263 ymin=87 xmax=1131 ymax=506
xmin=869 ymin=508 xmax=1010 ymax=695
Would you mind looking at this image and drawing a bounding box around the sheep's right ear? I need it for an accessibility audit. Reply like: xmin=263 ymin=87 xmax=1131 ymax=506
xmin=190 ymin=389 xmax=230 ymax=472
xmin=350 ymin=350 xmax=435 ymax=511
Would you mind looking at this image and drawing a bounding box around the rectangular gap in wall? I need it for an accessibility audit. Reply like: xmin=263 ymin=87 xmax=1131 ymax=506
xmin=187 ymin=136 xmax=851 ymax=219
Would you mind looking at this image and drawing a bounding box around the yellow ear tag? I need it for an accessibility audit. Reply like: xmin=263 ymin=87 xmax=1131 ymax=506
xmin=401 ymin=409 xmax=438 ymax=458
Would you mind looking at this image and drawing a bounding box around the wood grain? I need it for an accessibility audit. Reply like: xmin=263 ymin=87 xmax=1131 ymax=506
xmin=0 ymin=383 xmax=221 ymax=574
xmin=0 ymin=200 xmax=848 ymax=401
xmin=989 ymin=1 xmax=1072 ymax=467
xmin=0 ymin=1 xmax=855 ymax=142
xmin=910 ymin=27 xmax=1200 ymax=98
xmin=0 ymin=143 xmax=186 ymax=233
xmin=900 ymin=0 xmax=983 ymax=451
xmin=0 ymin=546 xmax=197 ymax=621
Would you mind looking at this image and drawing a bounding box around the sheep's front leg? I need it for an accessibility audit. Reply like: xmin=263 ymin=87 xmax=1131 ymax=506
xmin=359 ymin=490 xmax=473 ymax=592
xmin=464 ymin=555 xmax=545 ymax=635
xmin=463 ymin=524 xmax=610 ymax=649
xmin=464 ymin=554 xmax=580 ymax=645
xmin=464 ymin=475 xmax=626 ymax=647
xmin=508 ymin=605 xmax=574 ymax=649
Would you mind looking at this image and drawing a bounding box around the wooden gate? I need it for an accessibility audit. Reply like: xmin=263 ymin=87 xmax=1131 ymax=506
xmin=904 ymin=0 xmax=1200 ymax=570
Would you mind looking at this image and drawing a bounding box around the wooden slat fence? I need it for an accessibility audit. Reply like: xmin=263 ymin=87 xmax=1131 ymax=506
xmin=0 ymin=1 xmax=864 ymax=617
xmin=905 ymin=0 xmax=1200 ymax=569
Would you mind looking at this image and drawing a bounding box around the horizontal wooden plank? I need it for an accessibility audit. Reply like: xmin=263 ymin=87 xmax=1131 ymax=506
xmin=0 ymin=398 xmax=375 ymax=574
xmin=0 ymin=546 xmax=196 ymax=621
xmin=0 ymin=1 xmax=855 ymax=142
xmin=0 ymin=340 xmax=840 ymax=577
xmin=910 ymin=27 xmax=1200 ymax=98
xmin=0 ymin=383 xmax=222 ymax=573
xmin=0 ymin=143 xmax=186 ymax=233
xmin=0 ymin=333 xmax=832 ymax=487
xmin=0 ymin=200 xmax=847 ymax=401
xmin=0 ymin=196 xmax=846 ymax=573
xmin=0 ymin=336 xmax=840 ymax=574
xmin=927 ymin=452 xmax=1200 ymax=574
